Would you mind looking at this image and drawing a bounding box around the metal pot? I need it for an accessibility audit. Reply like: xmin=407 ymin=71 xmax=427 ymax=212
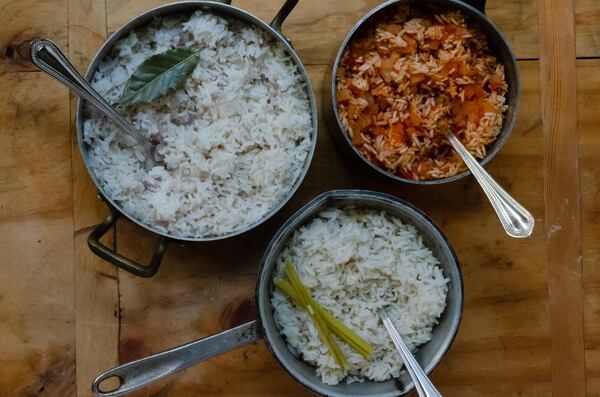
xmin=323 ymin=0 xmax=520 ymax=185
xmin=92 ymin=190 xmax=463 ymax=397
xmin=35 ymin=0 xmax=318 ymax=277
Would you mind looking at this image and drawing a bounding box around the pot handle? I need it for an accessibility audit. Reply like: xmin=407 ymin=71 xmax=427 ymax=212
xmin=91 ymin=320 xmax=260 ymax=396
xmin=88 ymin=205 xmax=170 ymax=278
xmin=461 ymin=0 xmax=486 ymax=13
xmin=270 ymin=0 xmax=299 ymax=41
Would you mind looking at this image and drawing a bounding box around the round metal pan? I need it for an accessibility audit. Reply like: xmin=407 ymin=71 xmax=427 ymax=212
xmin=323 ymin=0 xmax=520 ymax=185
xmin=91 ymin=189 xmax=463 ymax=397
xmin=66 ymin=0 xmax=318 ymax=277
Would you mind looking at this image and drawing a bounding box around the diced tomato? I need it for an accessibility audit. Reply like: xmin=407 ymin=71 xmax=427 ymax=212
xmin=407 ymin=109 xmax=422 ymax=126
xmin=377 ymin=97 xmax=389 ymax=110
xmin=372 ymin=126 xmax=386 ymax=136
xmin=347 ymin=102 xmax=363 ymax=119
xmin=407 ymin=127 xmax=420 ymax=139
xmin=482 ymin=100 xmax=495 ymax=113
xmin=336 ymin=88 xmax=353 ymax=103
xmin=348 ymin=120 xmax=362 ymax=145
xmin=356 ymin=113 xmax=372 ymax=130
xmin=442 ymin=59 xmax=460 ymax=75
xmin=453 ymin=99 xmax=483 ymax=127
xmin=401 ymin=33 xmax=417 ymax=54
xmin=368 ymin=101 xmax=379 ymax=114
xmin=388 ymin=122 xmax=406 ymax=146
xmin=462 ymin=84 xmax=485 ymax=100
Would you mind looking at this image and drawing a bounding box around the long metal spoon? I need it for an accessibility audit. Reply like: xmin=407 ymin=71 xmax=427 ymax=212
xmin=378 ymin=308 xmax=442 ymax=397
xmin=29 ymin=39 xmax=156 ymax=167
xmin=446 ymin=131 xmax=534 ymax=238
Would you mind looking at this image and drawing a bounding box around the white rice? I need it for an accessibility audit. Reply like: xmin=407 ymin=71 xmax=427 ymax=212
xmin=83 ymin=11 xmax=312 ymax=238
xmin=271 ymin=207 xmax=448 ymax=385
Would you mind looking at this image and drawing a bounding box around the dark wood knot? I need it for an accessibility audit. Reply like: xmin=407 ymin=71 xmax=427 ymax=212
xmin=2 ymin=39 xmax=34 ymax=66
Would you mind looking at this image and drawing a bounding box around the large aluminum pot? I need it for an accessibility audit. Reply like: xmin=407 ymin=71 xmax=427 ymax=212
xmin=92 ymin=190 xmax=463 ymax=397
xmin=32 ymin=0 xmax=318 ymax=277
xmin=324 ymin=0 xmax=520 ymax=185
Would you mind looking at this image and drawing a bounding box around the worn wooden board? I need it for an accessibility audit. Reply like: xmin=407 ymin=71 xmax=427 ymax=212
xmin=0 ymin=0 xmax=597 ymax=396
xmin=539 ymin=0 xmax=586 ymax=396
xmin=575 ymin=0 xmax=600 ymax=58
xmin=578 ymin=59 xmax=600 ymax=397
xmin=68 ymin=1 xmax=121 ymax=396
xmin=0 ymin=73 xmax=75 ymax=395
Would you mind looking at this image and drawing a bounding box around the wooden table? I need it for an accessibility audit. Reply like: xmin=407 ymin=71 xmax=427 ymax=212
xmin=0 ymin=0 xmax=597 ymax=395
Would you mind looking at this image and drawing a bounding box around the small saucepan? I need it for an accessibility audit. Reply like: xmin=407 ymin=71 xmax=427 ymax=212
xmin=324 ymin=0 xmax=520 ymax=186
xmin=92 ymin=190 xmax=463 ymax=397
xmin=27 ymin=0 xmax=318 ymax=277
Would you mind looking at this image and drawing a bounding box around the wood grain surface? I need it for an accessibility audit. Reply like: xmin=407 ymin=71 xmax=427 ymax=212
xmin=0 ymin=0 xmax=596 ymax=396
xmin=538 ymin=1 xmax=586 ymax=397
xmin=579 ymin=58 xmax=600 ymax=397
xmin=68 ymin=1 xmax=120 ymax=396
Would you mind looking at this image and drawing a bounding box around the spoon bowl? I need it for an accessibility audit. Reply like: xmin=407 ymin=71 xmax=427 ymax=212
xmin=446 ymin=130 xmax=534 ymax=238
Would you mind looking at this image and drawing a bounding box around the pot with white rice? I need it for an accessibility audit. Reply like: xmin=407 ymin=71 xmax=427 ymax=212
xmin=68 ymin=0 xmax=318 ymax=277
xmin=92 ymin=190 xmax=463 ymax=397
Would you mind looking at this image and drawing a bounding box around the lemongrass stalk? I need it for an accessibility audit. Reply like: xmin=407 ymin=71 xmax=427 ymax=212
xmin=275 ymin=278 xmax=373 ymax=359
xmin=274 ymin=278 xmax=302 ymax=307
xmin=284 ymin=263 xmax=348 ymax=369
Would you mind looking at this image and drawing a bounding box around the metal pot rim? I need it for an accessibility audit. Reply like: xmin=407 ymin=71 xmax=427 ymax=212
xmin=329 ymin=0 xmax=521 ymax=185
xmin=75 ymin=0 xmax=318 ymax=242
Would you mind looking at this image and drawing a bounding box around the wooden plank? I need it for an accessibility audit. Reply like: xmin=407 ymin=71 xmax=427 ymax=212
xmin=0 ymin=0 xmax=69 ymax=72
xmin=106 ymin=0 xmax=538 ymax=65
xmin=538 ymin=1 xmax=586 ymax=396
xmin=68 ymin=0 xmax=120 ymax=396
xmin=113 ymin=61 xmax=550 ymax=396
xmin=575 ymin=0 xmax=600 ymax=57
xmin=578 ymin=59 xmax=600 ymax=397
xmin=486 ymin=0 xmax=539 ymax=59
xmin=0 ymin=73 xmax=75 ymax=395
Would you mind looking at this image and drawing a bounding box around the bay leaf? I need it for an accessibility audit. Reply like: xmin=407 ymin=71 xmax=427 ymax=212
xmin=117 ymin=48 xmax=199 ymax=108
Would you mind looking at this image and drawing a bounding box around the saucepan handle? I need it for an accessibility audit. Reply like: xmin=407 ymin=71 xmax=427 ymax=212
xmin=91 ymin=321 xmax=260 ymax=396
xmin=88 ymin=205 xmax=170 ymax=278
xmin=270 ymin=0 xmax=299 ymax=43
xmin=461 ymin=0 xmax=486 ymax=13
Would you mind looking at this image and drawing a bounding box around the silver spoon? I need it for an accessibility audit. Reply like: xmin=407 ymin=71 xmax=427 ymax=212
xmin=29 ymin=39 xmax=157 ymax=168
xmin=446 ymin=131 xmax=534 ymax=238
xmin=378 ymin=308 xmax=442 ymax=397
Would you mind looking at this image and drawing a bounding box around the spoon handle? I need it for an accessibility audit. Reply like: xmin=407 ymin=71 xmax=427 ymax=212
xmin=447 ymin=131 xmax=534 ymax=238
xmin=379 ymin=309 xmax=442 ymax=397
xmin=29 ymin=39 xmax=151 ymax=154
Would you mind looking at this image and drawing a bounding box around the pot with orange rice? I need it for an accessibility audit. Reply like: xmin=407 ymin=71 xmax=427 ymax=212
xmin=324 ymin=0 xmax=520 ymax=184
